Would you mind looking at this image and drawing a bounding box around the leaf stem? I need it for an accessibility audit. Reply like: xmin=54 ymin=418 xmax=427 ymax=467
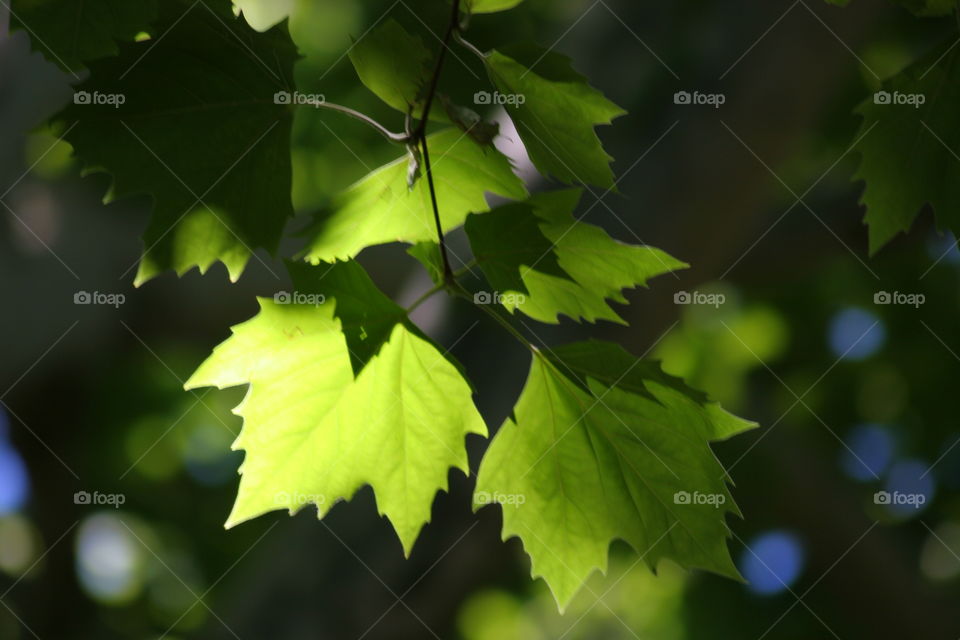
xmin=411 ymin=0 xmax=463 ymax=282
xmin=453 ymin=30 xmax=487 ymax=61
xmin=449 ymin=284 xmax=537 ymax=354
xmin=313 ymin=101 xmax=409 ymax=143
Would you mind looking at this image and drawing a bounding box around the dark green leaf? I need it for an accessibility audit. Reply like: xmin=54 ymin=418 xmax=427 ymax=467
xmin=11 ymin=0 xmax=158 ymax=71
xmin=61 ymin=0 xmax=297 ymax=284
xmin=465 ymin=202 xmax=569 ymax=294
xmin=855 ymin=39 xmax=960 ymax=253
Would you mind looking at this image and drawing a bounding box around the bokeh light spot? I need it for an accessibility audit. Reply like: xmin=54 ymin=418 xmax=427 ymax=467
xmin=828 ymin=308 xmax=884 ymax=361
xmin=841 ymin=424 xmax=895 ymax=481
xmin=740 ymin=531 xmax=805 ymax=595
xmin=75 ymin=513 xmax=144 ymax=604
xmin=0 ymin=445 xmax=30 ymax=514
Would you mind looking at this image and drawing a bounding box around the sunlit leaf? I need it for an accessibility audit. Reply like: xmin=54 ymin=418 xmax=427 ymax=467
xmin=187 ymin=262 xmax=487 ymax=555
xmin=475 ymin=344 xmax=754 ymax=609
xmin=303 ymin=128 xmax=527 ymax=262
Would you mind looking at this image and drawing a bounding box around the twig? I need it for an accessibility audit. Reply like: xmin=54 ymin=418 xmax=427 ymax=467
xmin=412 ymin=0 xmax=463 ymax=281
xmin=313 ymin=101 xmax=409 ymax=143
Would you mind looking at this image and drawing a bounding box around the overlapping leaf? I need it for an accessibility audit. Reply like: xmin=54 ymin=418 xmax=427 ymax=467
xmin=11 ymin=0 xmax=158 ymax=71
xmin=465 ymin=202 xmax=569 ymax=294
xmin=854 ymin=39 xmax=960 ymax=253
xmin=475 ymin=343 xmax=755 ymax=609
xmin=485 ymin=44 xmax=625 ymax=188
xmin=303 ymin=128 xmax=527 ymax=262
xmin=348 ymin=19 xmax=434 ymax=117
xmin=466 ymin=189 xmax=686 ymax=323
xmin=61 ymin=0 xmax=297 ymax=284
xmin=186 ymin=261 xmax=487 ymax=554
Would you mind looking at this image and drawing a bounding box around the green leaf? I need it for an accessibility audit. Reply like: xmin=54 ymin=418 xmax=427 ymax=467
xmin=233 ymin=0 xmax=295 ymax=31
xmin=407 ymin=242 xmax=446 ymax=285
xmin=485 ymin=45 xmax=625 ymax=188
xmin=348 ymin=19 xmax=434 ymax=117
xmin=544 ymin=340 xmax=710 ymax=407
xmin=465 ymin=202 xmax=569 ymax=294
xmin=466 ymin=0 xmax=526 ymax=13
xmin=11 ymin=0 xmax=158 ymax=71
xmin=286 ymin=260 xmax=407 ymax=375
xmin=475 ymin=344 xmax=755 ymax=609
xmin=186 ymin=266 xmax=487 ymax=555
xmin=855 ymin=40 xmax=960 ymax=253
xmin=302 ymin=128 xmax=528 ymax=262
xmin=61 ymin=0 xmax=297 ymax=284
xmin=468 ymin=190 xmax=686 ymax=323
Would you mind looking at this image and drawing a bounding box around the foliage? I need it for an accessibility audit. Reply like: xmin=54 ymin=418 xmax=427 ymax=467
xmin=12 ymin=0 xmax=761 ymax=608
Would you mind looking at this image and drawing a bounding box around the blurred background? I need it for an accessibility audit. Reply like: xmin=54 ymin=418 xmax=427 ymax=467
xmin=2 ymin=0 xmax=960 ymax=637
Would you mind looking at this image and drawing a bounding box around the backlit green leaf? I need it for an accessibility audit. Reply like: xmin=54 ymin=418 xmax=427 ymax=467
xmin=475 ymin=344 xmax=755 ymax=609
xmin=303 ymin=128 xmax=528 ymax=262
xmin=348 ymin=19 xmax=433 ymax=117
xmin=186 ymin=263 xmax=487 ymax=555
xmin=467 ymin=190 xmax=686 ymax=323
